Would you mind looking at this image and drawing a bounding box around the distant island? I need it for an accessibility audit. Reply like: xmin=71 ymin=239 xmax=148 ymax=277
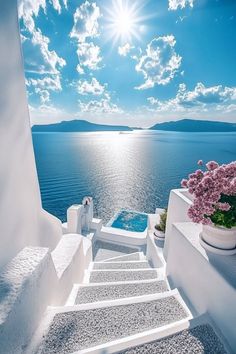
xmin=32 ymin=119 xmax=135 ymax=132
xmin=32 ymin=118 xmax=236 ymax=133
xmin=149 ymin=119 xmax=236 ymax=132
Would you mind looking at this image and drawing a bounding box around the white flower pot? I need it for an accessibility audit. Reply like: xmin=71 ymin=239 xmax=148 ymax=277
xmin=202 ymin=224 xmax=236 ymax=250
xmin=154 ymin=229 xmax=165 ymax=239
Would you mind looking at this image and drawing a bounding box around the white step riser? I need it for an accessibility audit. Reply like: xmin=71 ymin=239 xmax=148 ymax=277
xmin=102 ymin=252 xmax=145 ymax=263
xmin=91 ymin=261 xmax=151 ymax=271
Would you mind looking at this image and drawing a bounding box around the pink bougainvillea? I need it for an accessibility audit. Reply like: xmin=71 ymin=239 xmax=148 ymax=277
xmin=181 ymin=161 xmax=236 ymax=228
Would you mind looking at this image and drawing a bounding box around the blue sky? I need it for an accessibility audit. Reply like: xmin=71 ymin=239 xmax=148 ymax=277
xmin=18 ymin=0 xmax=236 ymax=127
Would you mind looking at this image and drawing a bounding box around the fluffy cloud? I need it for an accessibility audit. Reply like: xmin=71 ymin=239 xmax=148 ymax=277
xmin=147 ymin=83 xmax=236 ymax=112
xmin=118 ymin=43 xmax=133 ymax=57
xmin=168 ymin=0 xmax=194 ymax=10
xmin=27 ymin=76 xmax=62 ymax=91
xmin=70 ymin=1 xmax=102 ymax=73
xmin=18 ymin=0 xmax=46 ymax=32
xmin=76 ymin=42 xmax=102 ymax=72
xmin=77 ymin=78 xmax=105 ymax=95
xmin=79 ymin=97 xmax=123 ymax=114
xmin=27 ymin=75 xmax=62 ymax=103
xmin=18 ymin=0 xmax=67 ymax=32
xmin=22 ymin=29 xmax=66 ymax=74
xmin=176 ymin=83 xmax=236 ymax=107
xmin=36 ymin=89 xmax=50 ymax=103
xmin=135 ymin=35 xmax=182 ymax=89
xmin=70 ymin=1 xmax=101 ymax=43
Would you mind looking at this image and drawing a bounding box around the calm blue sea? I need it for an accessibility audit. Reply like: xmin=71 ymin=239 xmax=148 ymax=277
xmin=32 ymin=130 xmax=236 ymax=223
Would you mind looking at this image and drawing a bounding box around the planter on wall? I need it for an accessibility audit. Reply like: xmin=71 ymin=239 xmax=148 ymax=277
xmin=200 ymin=224 xmax=236 ymax=255
xmin=154 ymin=229 xmax=165 ymax=239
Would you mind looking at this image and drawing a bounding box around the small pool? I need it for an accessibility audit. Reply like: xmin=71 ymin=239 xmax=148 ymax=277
xmin=107 ymin=209 xmax=148 ymax=232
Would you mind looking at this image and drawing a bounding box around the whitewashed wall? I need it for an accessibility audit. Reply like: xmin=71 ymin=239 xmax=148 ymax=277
xmin=0 ymin=0 xmax=61 ymax=269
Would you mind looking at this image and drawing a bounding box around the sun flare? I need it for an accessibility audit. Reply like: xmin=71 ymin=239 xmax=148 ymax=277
xmin=113 ymin=8 xmax=134 ymax=35
xmin=104 ymin=0 xmax=145 ymax=44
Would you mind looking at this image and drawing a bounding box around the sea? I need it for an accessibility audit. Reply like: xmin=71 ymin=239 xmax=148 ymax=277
xmin=32 ymin=130 xmax=236 ymax=223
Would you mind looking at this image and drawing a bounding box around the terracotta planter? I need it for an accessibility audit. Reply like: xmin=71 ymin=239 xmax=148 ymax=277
xmin=154 ymin=229 xmax=165 ymax=239
xmin=201 ymin=224 xmax=236 ymax=250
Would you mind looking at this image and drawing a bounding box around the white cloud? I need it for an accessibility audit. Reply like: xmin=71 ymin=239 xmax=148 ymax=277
xmin=18 ymin=0 xmax=67 ymax=32
xmin=50 ymin=0 xmax=62 ymax=13
xmin=70 ymin=1 xmax=101 ymax=43
xmin=176 ymin=83 xmax=236 ymax=107
xmin=77 ymin=78 xmax=105 ymax=95
xmin=36 ymin=89 xmax=50 ymax=103
xmin=70 ymin=2 xmax=103 ymax=73
xmin=27 ymin=75 xmax=62 ymax=91
xmin=135 ymin=35 xmax=182 ymax=89
xmin=76 ymin=42 xmax=102 ymax=71
xmin=22 ymin=29 xmax=66 ymax=74
xmin=18 ymin=0 xmax=46 ymax=32
xmin=27 ymin=75 xmax=62 ymax=103
xmin=118 ymin=43 xmax=133 ymax=57
xmin=169 ymin=0 xmax=194 ymax=11
xmin=79 ymin=97 xmax=123 ymax=114
xmin=147 ymin=83 xmax=236 ymax=112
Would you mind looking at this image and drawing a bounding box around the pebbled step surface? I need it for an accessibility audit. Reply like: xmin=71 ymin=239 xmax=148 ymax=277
xmin=103 ymin=253 xmax=142 ymax=262
xmin=93 ymin=241 xmax=138 ymax=262
xmin=89 ymin=269 xmax=158 ymax=283
xmin=37 ymin=296 xmax=188 ymax=353
xmin=116 ymin=324 xmax=227 ymax=354
xmin=93 ymin=261 xmax=150 ymax=270
xmin=75 ymin=280 xmax=169 ymax=304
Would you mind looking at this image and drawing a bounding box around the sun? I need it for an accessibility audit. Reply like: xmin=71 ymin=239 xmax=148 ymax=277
xmin=113 ymin=6 xmax=134 ymax=36
xmin=104 ymin=0 xmax=146 ymax=44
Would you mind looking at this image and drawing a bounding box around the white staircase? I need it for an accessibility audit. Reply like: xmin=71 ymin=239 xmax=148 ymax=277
xmin=26 ymin=242 xmax=229 ymax=354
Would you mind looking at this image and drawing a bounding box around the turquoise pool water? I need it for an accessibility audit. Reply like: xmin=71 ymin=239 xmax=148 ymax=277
xmin=107 ymin=210 xmax=148 ymax=232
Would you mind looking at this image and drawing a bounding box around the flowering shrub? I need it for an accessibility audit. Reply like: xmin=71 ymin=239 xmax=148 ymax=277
xmin=181 ymin=160 xmax=236 ymax=228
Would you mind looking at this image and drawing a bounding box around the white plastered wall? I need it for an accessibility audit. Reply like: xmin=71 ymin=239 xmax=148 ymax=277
xmin=0 ymin=0 xmax=61 ymax=269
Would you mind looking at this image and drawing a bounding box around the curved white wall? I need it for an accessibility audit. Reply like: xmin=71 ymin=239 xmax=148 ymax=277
xmin=0 ymin=0 xmax=61 ymax=269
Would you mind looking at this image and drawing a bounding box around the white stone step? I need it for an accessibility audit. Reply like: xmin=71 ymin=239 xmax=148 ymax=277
xmin=78 ymin=315 xmax=230 ymax=354
xmin=27 ymin=290 xmax=191 ymax=354
xmin=91 ymin=260 xmax=151 ymax=270
xmin=67 ymin=279 xmax=169 ymax=305
xmin=102 ymin=252 xmax=145 ymax=263
xmin=114 ymin=323 xmax=228 ymax=354
xmin=87 ymin=268 xmax=160 ymax=284
xmin=93 ymin=240 xmax=139 ymax=262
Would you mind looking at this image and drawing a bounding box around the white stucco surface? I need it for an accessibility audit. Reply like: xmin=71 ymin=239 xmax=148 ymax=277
xmin=51 ymin=234 xmax=92 ymax=305
xmin=163 ymin=189 xmax=192 ymax=260
xmin=166 ymin=222 xmax=236 ymax=352
xmin=0 ymin=0 xmax=61 ymax=269
xmin=0 ymin=246 xmax=57 ymax=354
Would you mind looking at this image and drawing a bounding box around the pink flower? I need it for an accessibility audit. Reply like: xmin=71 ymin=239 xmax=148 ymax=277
xmin=181 ymin=179 xmax=188 ymax=188
xmin=181 ymin=160 xmax=236 ymax=226
xmin=216 ymin=202 xmax=231 ymax=211
xmin=206 ymin=161 xmax=219 ymax=171
xmin=197 ymin=160 xmax=203 ymax=166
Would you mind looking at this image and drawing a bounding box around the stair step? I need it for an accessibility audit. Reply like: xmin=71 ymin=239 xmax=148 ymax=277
xmin=88 ymin=269 xmax=159 ymax=283
xmin=115 ymin=323 xmax=227 ymax=354
xmin=33 ymin=292 xmax=190 ymax=353
xmin=103 ymin=252 xmax=144 ymax=263
xmin=92 ymin=261 xmax=150 ymax=270
xmin=93 ymin=240 xmax=138 ymax=262
xmin=75 ymin=280 xmax=169 ymax=304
